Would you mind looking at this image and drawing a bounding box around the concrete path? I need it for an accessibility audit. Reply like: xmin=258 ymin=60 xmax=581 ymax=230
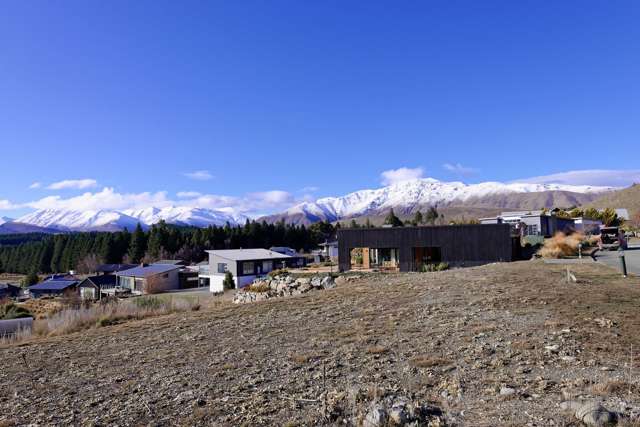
xmin=595 ymin=244 xmax=640 ymax=276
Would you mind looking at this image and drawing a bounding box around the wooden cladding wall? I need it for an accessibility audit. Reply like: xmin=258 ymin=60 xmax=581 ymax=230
xmin=337 ymin=224 xmax=513 ymax=272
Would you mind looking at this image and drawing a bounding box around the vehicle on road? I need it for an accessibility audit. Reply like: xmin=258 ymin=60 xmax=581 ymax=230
xmin=599 ymin=226 xmax=627 ymax=251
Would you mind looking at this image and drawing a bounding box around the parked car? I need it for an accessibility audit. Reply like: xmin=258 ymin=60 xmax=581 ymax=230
xmin=599 ymin=226 xmax=627 ymax=250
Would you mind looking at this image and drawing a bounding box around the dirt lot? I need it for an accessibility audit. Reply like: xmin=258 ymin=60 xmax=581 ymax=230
xmin=1 ymin=261 xmax=640 ymax=426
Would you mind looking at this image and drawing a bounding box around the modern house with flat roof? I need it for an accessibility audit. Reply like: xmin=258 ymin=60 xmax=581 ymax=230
xmin=202 ymin=249 xmax=305 ymax=292
xmin=115 ymin=264 xmax=180 ymax=294
xmin=338 ymin=224 xmax=515 ymax=273
xmin=480 ymin=210 xmax=575 ymax=237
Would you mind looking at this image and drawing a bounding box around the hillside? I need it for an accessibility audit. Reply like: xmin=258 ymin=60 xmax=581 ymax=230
xmin=1 ymin=261 xmax=639 ymax=425
xmin=588 ymin=184 xmax=640 ymax=220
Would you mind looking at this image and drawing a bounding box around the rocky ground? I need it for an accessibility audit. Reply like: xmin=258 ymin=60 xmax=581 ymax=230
xmin=1 ymin=260 xmax=640 ymax=426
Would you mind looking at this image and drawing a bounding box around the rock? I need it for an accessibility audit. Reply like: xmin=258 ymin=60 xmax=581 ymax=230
xmin=561 ymin=400 xmax=617 ymax=426
xmin=544 ymin=344 xmax=560 ymax=353
xmin=296 ymin=277 xmax=311 ymax=285
xmin=389 ymin=400 xmax=411 ymax=425
xmin=311 ymin=276 xmax=323 ymax=288
xmin=500 ymin=386 xmax=516 ymax=397
xmin=575 ymin=401 xmax=617 ymax=426
xmin=365 ymin=403 xmax=388 ymax=427
xmin=321 ymin=276 xmax=336 ymax=289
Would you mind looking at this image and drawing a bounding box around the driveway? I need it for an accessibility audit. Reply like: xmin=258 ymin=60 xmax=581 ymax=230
xmin=596 ymin=244 xmax=640 ymax=276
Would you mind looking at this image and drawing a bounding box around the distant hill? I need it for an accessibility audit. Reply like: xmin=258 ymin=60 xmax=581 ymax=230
xmin=0 ymin=222 xmax=62 ymax=235
xmin=588 ymin=184 xmax=640 ymax=220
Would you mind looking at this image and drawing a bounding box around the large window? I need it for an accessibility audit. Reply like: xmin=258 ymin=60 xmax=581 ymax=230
xmin=242 ymin=262 xmax=255 ymax=275
xmin=217 ymin=263 xmax=228 ymax=274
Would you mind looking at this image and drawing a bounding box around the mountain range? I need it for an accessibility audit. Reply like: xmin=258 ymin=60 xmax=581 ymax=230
xmin=0 ymin=206 xmax=246 ymax=234
xmin=0 ymin=178 xmax=619 ymax=233
xmin=260 ymin=178 xmax=614 ymax=225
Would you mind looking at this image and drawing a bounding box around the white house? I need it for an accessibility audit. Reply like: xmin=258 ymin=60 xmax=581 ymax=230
xmin=200 ymin=249 xmax=304 ymax=293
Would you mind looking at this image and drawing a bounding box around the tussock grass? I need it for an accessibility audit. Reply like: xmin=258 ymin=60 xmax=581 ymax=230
xmin=538 ymin=232 xmax=596 ymax=258
xmin=2 ymin=296 xmax=200 ymax=345
xmin=409 ymin=355 xmax=449 ymax=368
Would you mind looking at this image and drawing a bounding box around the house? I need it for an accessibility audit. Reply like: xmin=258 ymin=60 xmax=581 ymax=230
xmin=115 ymin=264 xmax=180 ymax=294
xmin=0 ymin=283 xmax=22 ymax=300
xmin=29 ymin=276 xmax=80 ymax=298
xmin=95 ymin=264 xmax=137 ymax=276
xmin=480 ymin=211 xmax=575 ymax=237
xmin=77 ymin=275 xmax=118 ymax=300
xmin=318 ymin=241 xmax=339 ymax=260
xmin=337 ymin=224 xmax=515 ymax=273
xmin=202 ymin=249 xmax=305 ymax=292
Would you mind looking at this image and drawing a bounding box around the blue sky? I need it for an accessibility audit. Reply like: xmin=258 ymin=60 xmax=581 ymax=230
xmin=1 ymin=1 xmax=639 ymax=217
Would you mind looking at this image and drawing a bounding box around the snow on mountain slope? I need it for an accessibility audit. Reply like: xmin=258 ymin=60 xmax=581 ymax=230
xmin=278 ymin=178 xmax=615 ymax=222
xmin=123 ymin=206 xmax=244 ymax=228
xmin=15 ymin=209 xmax=141 ymax=231
xmin=16 ymin=206 xmax=243 ymax=231
xmin=0 ymin=216 xmax=13 ymax=226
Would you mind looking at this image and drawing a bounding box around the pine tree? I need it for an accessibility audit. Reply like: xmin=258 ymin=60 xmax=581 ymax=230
xmin=384 ymin=208 xmax=403 ymax=227
xmin=129 ymin=223 xmax=147 ymax=263
xmin=413 ymin=210 xmax=424 ymax=225
xmin=425 ymin=206 xmax=439 ymax=225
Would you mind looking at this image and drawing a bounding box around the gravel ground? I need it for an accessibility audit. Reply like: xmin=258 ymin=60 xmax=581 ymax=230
xmin=1 ymin=260 xmax=640 ymax=426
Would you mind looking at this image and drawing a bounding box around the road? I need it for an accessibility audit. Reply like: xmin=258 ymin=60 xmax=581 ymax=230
xmin=596 ymin=244 xmax=640 ymax=276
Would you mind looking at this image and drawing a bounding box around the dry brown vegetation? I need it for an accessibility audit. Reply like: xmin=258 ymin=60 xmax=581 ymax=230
xmin=538 ymin=232 xmax=594 ymax=258
xmin=1 ymin=261 xmax=639 ymax=425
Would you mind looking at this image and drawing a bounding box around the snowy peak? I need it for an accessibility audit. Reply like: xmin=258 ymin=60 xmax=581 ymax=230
xmin=15 ymin=207 xmax=242 ymax=231
xmin=277 ymin=178 xmax=615 ymax=223
xmin=0 ymin=216 xmax=13 ymax=226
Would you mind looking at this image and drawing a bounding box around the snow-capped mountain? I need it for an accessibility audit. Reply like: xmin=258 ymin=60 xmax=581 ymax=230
xmin=262 ymin=178 xmax=616 ymax=224
xmin=14 ymin=207 xmax=243 ymax=232
xmin=0 ymin=216 xmax=13 ymax=226
xmin=123 ymin=206 xmax=248 ymax=228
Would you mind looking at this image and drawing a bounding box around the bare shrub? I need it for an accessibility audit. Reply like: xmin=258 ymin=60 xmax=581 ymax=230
xmin=538 ymin=232 xmax=592 ymax=258
xmin=247 ymin=282 xmax=270 ymax=293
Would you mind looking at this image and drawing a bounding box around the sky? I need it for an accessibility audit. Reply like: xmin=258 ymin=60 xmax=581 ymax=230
xmin=0 ymin=1 xmax=639 ymax=218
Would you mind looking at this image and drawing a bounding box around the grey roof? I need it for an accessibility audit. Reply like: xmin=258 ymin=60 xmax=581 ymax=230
xmin=96 ymin=264 xmax=137 ymax=273
xmin=29 ymin=279 xmax=79 ymax=291
xmin=79 ymin=275 xmax=117 ymax=288
xmin=153 ymin=259 xmax=186 ymax=265
xmin=206 ymin=248 xmax=293 ymax=261
xmin=116 ymin=264 xmax=180 ymax=278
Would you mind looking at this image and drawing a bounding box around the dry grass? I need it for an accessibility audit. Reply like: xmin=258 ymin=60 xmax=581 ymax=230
xmin=409 ymin=355 xmax=450 ymax=368
xmin=2 ymin=296 xmax=200 ymax=345
xmin=591 ymin=380 xmax=639 ymax=396
xmin=366 ymin=345 xmax=388 ymax=354
xmin=290 ymin=353 xmax=315 ymax=364
xmin=538 ymin=232 xmax=597 ymax=258
xmin=246 ymin=283 xmax=270 ymax=293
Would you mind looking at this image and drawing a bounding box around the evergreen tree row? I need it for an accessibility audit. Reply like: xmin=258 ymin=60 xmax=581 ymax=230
xmin=0 ymin=220 xmax=336 ymax=275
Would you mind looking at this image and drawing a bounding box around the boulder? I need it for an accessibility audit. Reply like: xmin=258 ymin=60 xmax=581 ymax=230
xmin=321 ymin=276 xmax=336 ymax=289
xmin=310 ymin=276 xmax=323 ymax=288
xmin=575 ymin=401 xmax=617 ymax=426
xmin=365 ymin=403 xmax=388 ymax=427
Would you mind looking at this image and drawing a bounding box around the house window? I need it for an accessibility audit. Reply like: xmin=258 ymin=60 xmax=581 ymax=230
xmin=527 ymin=225 xmax=538 ymax=235
xmin=242 ymin=262 xmax=254 ymax=275
xmin=217 ymin=263 xmax=227 ymax=274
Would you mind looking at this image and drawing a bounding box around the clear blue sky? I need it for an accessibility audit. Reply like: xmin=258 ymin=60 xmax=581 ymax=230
xmin=1 ymin=1 xmax=639 ymax=217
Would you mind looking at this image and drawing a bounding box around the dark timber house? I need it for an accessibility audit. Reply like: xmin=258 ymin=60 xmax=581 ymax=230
xmin=338 ymin=224 xmax=514 ymax=272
